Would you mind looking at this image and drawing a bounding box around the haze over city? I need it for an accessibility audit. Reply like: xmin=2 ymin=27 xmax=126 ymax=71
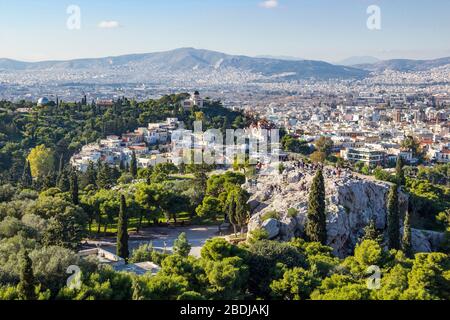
xmin=1 ymin=0 xmax=450 ymax=62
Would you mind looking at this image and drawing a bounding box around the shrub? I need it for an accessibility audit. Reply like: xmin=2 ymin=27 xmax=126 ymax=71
xmin=261 ymin=211 xmax=280 ymax=222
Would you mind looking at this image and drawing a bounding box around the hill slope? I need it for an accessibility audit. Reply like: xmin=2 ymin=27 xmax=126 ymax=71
xmin=0 ymin=48 xmax=368 ymax=81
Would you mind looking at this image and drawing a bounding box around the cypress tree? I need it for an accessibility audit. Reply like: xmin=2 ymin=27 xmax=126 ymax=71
xmin=70 ymin=171 xmax=79 ymax=205
xmin=21 ymin=160 xmax=33 ymax=188
xmin=130 ymin=151 xmax=138 ymax=178
xmin=57 ymin=169 xmax=70 ymax=192
xmin=402 ymin=209 xmax=412 ymax=257
xmin=58 ymin=154 xmax=65 ymax=175
xmin=117 ymin=194 xmax=129 ymax=263
xmin=387 ymin=184 xmax=400 ymax=250
xmin=18 ymin=251 xmax=36 ymax=300
xmin=84 ymin=161 xmax=97 ymax=187
xmin=119 ymin=159 xmax=126 ymax=172
xmin=306 ymin=169 xmax=327 ymax=244
xmin=396 ymin=156 xmax=405 ymax=186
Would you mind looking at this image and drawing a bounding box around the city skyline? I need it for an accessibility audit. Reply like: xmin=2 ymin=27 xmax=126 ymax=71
xmin=1 ymin=0 xmax=450 ymax=63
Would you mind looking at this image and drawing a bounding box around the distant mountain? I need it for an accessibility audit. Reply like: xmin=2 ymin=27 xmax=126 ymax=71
xmin=0 ymin=48 xmax=368 ymax=82
xmin=336 ymin=56 xmax=380 ymax=66
xmin=255 ymin=55 xmax=304 ymax=61
xmin=355 ymin=56 xmax=450 ymax=72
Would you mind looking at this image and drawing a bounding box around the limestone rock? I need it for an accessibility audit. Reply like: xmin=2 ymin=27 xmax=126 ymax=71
xmin=261 ymin=218 xmax=280 ymax=239
xmin=246 ymin=162 xmax=419 ymax=258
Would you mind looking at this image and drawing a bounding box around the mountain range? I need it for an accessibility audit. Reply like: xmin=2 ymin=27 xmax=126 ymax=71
xmin=0 ymin=48 xmax=449 ymax=84
xmin=355 ymin=56 xmax=450 ymax=72
xmin=0 ymin=48 xmax=367 ymax=81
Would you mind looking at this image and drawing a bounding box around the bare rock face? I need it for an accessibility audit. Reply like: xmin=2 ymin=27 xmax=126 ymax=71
xmin=261 ymin=219 xmax=280 ymax=239
xmin=245 ymin=162 xmax=418 ymax=258
xmin=411 ymin=229 xmax=446 ymax=253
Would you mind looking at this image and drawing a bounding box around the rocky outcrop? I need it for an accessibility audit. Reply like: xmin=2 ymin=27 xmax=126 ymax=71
xmin=245 ymin=162 xmax=443 ymax=257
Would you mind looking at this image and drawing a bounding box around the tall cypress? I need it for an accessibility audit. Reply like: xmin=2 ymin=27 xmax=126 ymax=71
xmin=21 ymin=160 xmax=33 ymax=188
xmin=117 ymin=194 xmax=129 ymax=263
xmin=402 ymin=209 xmax=412 ymax=257
xmin=396 ymin=156 xmax=405 ymax=186
xmin=84 ymin=161 xmax=97 ymax=187
xmin=70 ymin=171 xmax=79 ymax=205
xmin=57 ymin=169 xmax=70 ymax=192
xmin=130 ymin=151 xmax=138 ymax=178
xmin=306 ymin=169 xmax=327 ymax=244
xmin=387 ymin=184 xmax=400 ymax=249
xmin=18 ymin=251 xmax=36 ymax=300
xmin=58 ymin=154 xmax=65 ymax=175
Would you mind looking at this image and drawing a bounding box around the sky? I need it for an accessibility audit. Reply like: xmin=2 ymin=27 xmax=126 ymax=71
xmin=0 ymin=0 xmax=450 ymax=63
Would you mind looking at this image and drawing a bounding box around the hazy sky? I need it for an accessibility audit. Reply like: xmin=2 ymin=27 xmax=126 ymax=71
xmin=1 ymin=0 xmax=449 ymax=62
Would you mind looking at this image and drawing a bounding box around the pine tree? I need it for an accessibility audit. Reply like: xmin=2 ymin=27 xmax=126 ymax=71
xmin=17 ymin=251 xmax=36 ymax=300
xmin=396 ymin=156 xmax=405 ymax=186
xmin=402 ymin=209 xmax=412 ymax=257
xmin=306 ymin=169 xmax=327 ymax=244
xmin=360 ymin=219 xmax=383 ymax=244
xmin=70 ymin=171 xmax=79 ymax=205
xmin=387 ymin=184 xmax=400 ymax=250
xmin=117 ymin=194 xmax=129 ymax=263
xmin=173 ymin=232 xmax=191 ymax=257
xmin=130 ymin=151 xmax=138 ymax=178
xmin=21 ymin=160 xmax=33 ymax=188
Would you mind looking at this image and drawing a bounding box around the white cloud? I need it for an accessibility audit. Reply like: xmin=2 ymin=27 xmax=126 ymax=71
xmin=98 ymin=21 xmax=120 ymax=29
xmin=260 ymin=0 xmax=279 ymax=9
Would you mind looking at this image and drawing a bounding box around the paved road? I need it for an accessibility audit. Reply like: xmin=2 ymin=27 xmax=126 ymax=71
xmin=87 ymin=225 xmax=221 ymax=258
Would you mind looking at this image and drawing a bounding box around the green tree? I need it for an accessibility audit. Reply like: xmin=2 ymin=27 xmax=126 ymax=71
xmin=57 ymin=169 xmax=70 ymax=192
xmin=315 ymin=136 xmax=334 ymax=156
xmin=82 ymin=161 xmax=97 ymax=187
xmin=135 ymin=183 xmax=160 ymax=230
xmin=130 ymin=152 xmax=138 ymax=178
xmin=270 ymin=267 xmax=319 ymax=300
xmin=117 ymin=194 xmax=129 ymax=263
xmin=21 ymin=160 xmax=33 ymax=188
xmin=387 ymin=184 xmax=400 ymax=250
xmin=360 ymin=219 xmax=383 ymax=244
xmin=401 ymin=136 xmax=421 ymax=158
xmin=396 ymin=156 xmax=405 ymax=186
xmin=306 ymin=169 xmax=327 ymax=244
xmin=70 ymin=171 xmax=79 ymax=205
xmin=402 ymin=210 xmax=412 ymax=257
xmin=195 ymin=196 xmax=223 ymax=221
xmin=226 ymin=187 xmax=250 ymax=235
xmin=17 ymin=250 xmax=36 ymax=300
xmin=173 ymin=232 xmax=191 ymax=257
